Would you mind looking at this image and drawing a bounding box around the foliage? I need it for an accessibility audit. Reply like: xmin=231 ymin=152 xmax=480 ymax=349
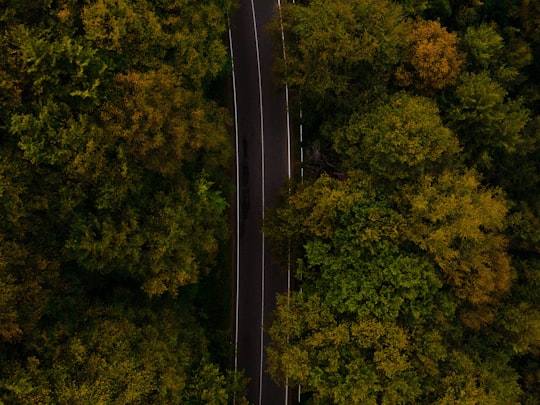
xmin=334 ymin=93 xmax=460 ymax=179
xmin=446 ymin=71 xmax=531 ymax=172
xmin=276 ymin=0 xmax=408 ymax=113
xmin=268 ymin=291 xmax=522 ymax=404
xmin=81 ymin=0 xmax=231 ymax=86
xmin=396 ymin=19 xmax=464 ymax=92
xmin=0 ymin=0 xmax=242 ymax=402
xmin=401 ymin=170 xmax=513 ymax=325
xmin=268 ymin=0 xmax=540 ymax=401
xmin=0 ymin=295 xmax=245 ymax=404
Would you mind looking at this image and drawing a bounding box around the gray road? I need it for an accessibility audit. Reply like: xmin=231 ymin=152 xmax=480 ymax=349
xmin=230 ymin=0 xmax=291 ymax=403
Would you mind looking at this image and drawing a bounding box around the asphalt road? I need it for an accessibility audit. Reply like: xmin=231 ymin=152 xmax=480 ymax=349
xmin=229 ymin=0 xmax=291 ymax=403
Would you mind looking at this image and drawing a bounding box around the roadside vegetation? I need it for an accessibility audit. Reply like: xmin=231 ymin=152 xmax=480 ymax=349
xmin=267 ymin=0 xmax=540 ymax=403
xmin=0 ymin=0 xmax=247 ymax=403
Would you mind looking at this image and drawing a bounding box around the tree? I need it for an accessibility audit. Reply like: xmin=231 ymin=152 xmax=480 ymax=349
xmin=6 ymin=47 xmax=231 ymax=295
xmin=394 ymin=0 xmax=430 ymax=16
xmin=276 ymin=0 xmax=408 ymax=113
xmin=0 ymin=152 xmax=61 ymax=345
xmin=401 ymin=169 xmax=513 ymax=327
xmin=0 ymin=0 xmax=240 ymax=401
xmin=462 ymin=23 xmax=504 ymax=71
xmin=461 ymin=23 xmax=533 ymax=87
xmin=57 ymin=68 xmax=230 ymax=296
xmin=432 ymin=350 xmax=522 ymax=404
xmin=267 ymin=0 xmax=539 ymax=400
xmin=333 ymin=93 xmax=460 ymax=181
xmin=266 ymin=175 xmax=435 ymax=401
xmin=494 ymin=256 xmax=540 ymax=403
xmin=81 ymin=0 xmax=165 ymax=68
xmin=268 ymin=293 xmax=424 ymax=405
xmin=268 ymin=289 xmax=521 ymax=404
xmin=395 ymin=19 xmax=463 ymax=92
xmin=446 ymin=72 xmax=531 ymax=171
xmin=265 ymin=174 xmax=392 ymax=261
xmin=0 ymin=295 xmax=247 ymax=404
xmin=267 ymin=173 xmax=445 ymax=322
xmin=98 ymin=68 xmax=231 ymax=177
xmin=81 ymin=0 xmax=231 ymax=87
xmin=265 ymin=171 xmax=520 ymax=401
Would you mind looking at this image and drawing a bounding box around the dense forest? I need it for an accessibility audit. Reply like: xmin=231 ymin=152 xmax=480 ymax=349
xmin=0 ymin=0 xmax=248 ymax=403
xmin=2 ymin=0 xmax=540 ymax=403
xmin=266 ymin=0 xmax=540 ymax=403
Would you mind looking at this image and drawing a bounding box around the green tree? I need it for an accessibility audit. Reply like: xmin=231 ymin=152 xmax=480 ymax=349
xmin=6 ymin=38 xmax=231 ymax=297
xmin=446 ymin=72 xmax=531 ymax=171
xmin=269 ymin=0 xmax=539 ymax=401
xmin=269 ymin=291 xmax=523 ymax=404
xmin=81 ymin=0 xmax=231 ymax=87
xmin=268 ymin=293 xmax=425 ymax=405
xmin=267 ymin=174 xmax=444 ymax=321
xmin=432 ymin=350 xmax=522 ymax=404
xmin=334 ymin=93 xmax=460 ymax=181
xmin=0 ymin=295 xmax=247 ymax=404
xmin=58 ymin=68 xmax=230 ymax=296
xmin=0 ymin=0 xmax=239 ymax=401
xmin=276 ymin=0 xmax=408 ymax=113
xmin=266 ymin=171 xmax=519 ymax=402
xmin=461 ymin=23 xmax=533 ymax=87
xmin=463 ymin=24 xmax=504 ymax=70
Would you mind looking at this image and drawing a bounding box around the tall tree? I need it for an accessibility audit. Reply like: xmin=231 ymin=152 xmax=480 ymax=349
xmin=400 ymin=169 xmax=513 ymax=328
xmin=446 ymin=72 xmax=531 ymax=173
xmin=0 ymin=293 xmax=246 ymax=404
xmin=268 ymin=0 xmax=540 ymax=401
xmin=0 ymin=0 xmax=240 ymax=401
xmin=396 ymin=19 xmax=464 ymax=93
xmin=276 ymin=0 xmax=408 ymax=114
xmin=81 ymin=0 xmax=231 ymax=86
xmin=333 ymin=93 xmax=460 ymax=181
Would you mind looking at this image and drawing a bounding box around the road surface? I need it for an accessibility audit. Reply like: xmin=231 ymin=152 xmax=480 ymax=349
xmin=229 ymin=0 xmax=291 ymax=403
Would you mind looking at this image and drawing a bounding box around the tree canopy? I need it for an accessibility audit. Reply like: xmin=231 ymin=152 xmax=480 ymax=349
xmin=267 ymin=0 xmax=540 ymax=402
xmin=0 ymin=0 xmax=245 ymax=402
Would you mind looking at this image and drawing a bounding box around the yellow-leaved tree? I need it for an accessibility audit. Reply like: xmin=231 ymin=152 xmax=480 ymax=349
xmin=402 ymin=169 xmax=514 ymax=328
xmin=396 ymin=19 xmax=463 ymax=92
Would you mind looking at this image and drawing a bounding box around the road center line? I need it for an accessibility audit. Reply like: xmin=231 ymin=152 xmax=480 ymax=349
xmin=227 ymin=19 xmax=240 ymax=384
xmin=276 ymin=0 xmax=292 ymax=402
xmin=248 ymin=1 xmax=265 ymax=404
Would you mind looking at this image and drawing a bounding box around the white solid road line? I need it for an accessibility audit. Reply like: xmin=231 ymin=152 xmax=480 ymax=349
xmin=276 ymin=0 xmax=292 ymax=403
xmin=227 ymin=18 xmax=241 ymax=405
xmin=231 ymin=0 xmax=292 ymax=402
xmin=277 ymin=0 xmax=292 ymax=184
xmin=247 ymin=0 xmax=266 ymax=404
xmin=228 ymin=21 xmax=240 ymax=375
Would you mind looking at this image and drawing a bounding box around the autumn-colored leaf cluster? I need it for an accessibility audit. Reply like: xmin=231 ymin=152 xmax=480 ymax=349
xmin=267 ymin=0 xmax=540 ymax=402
